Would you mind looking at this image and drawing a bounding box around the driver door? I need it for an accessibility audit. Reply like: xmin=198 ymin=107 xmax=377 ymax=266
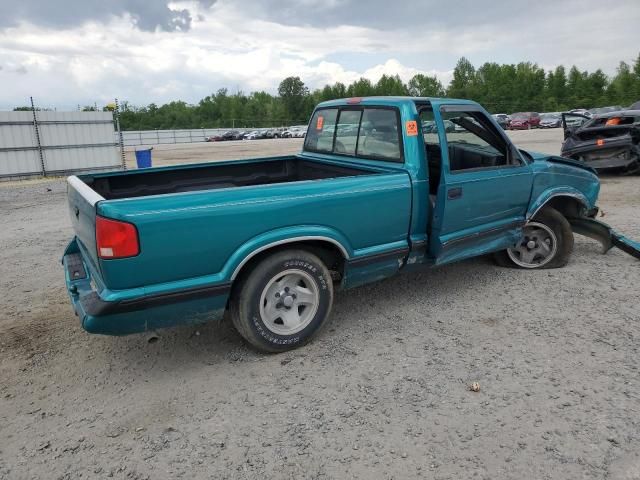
xmin=561 ymin=112 xmax=590 ymax=139
xmin=425 ymin=105 xmax=534 ymax=265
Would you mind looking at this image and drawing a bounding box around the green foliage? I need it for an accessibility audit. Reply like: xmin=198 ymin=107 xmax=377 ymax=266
xmin=408 ymin=74 xmax=446 ymax=97
xmin=109 ymin=52 xmax=640 ymax=130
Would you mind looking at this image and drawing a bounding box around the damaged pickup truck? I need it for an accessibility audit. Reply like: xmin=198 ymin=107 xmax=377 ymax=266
xmin=63 ymin=97 xmax=640 ymax=352
xmin=561 ymin=109 xmax=640 ymax=173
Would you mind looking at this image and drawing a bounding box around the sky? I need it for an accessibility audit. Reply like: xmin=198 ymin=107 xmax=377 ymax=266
xmin=0 ymin=0 xmax=638 ymax=109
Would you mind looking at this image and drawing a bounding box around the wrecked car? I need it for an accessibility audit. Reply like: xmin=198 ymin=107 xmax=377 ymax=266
xmin=561 ymin=110 xmax=640 ymax=173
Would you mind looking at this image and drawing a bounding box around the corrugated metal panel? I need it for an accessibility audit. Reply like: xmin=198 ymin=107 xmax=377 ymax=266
xmin=0 ymin=111 xmax=121 ymax=178
xmin=121 ymin=128 xmax=227 ymax=146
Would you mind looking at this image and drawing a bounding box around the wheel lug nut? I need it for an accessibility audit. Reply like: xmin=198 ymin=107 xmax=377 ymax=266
xmin=275 ymin=292 xmax=280 ymax=298
xmin=284 ymin=287 xmax=289 ymax=292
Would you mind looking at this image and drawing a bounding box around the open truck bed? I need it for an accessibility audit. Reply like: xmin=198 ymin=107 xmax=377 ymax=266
xmin=64 ymin=153 xmax=412 ymax=335
xmin=85 ymin=156 xmax=374 ymax=199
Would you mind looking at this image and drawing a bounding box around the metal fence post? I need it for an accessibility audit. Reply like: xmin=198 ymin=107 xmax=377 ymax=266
xmin=30 ymin=96 xmax=46 ymax=176
xmin=114 ymin=98 xmax=126 ymax=170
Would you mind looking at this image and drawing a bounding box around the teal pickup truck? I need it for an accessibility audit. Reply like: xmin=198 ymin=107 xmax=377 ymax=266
xmin=63 ymin=97 xmax=640 ymax=352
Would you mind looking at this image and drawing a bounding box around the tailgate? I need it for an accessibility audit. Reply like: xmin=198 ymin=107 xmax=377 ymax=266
xmin=66 ymin=176 xmax=104 ymax=271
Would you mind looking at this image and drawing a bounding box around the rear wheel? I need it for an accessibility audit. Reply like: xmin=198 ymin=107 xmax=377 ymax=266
xmin=230 ymin=250 xmax=334 ymax=352
xmin=494 ymin=207 xmax=574 ymax=269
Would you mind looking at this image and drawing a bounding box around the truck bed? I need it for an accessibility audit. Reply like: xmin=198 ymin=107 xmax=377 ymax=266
xmin=83 ymin=157 xmax=371 ymax=199
xmin=68 ymin=155 xmax=412 ymax=291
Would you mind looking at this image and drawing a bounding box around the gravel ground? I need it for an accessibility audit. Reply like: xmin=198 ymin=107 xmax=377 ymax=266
xmin=1 ymin=130 xmax=640 ymax=480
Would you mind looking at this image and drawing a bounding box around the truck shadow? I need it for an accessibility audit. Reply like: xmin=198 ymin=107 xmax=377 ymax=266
xmin=77 ymin=255 xmax=500 ymax=372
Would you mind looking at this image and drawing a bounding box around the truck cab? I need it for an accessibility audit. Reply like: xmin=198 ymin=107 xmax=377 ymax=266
xmin=304 ymin=97 xmax=599 ymax=272
xmin=64 ymin=96 xmax=635 ymax=353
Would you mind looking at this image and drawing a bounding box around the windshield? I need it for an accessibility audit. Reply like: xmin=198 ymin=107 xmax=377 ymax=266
xmin=511 ymin=113 xmax=528 ymax=120
xmin=541 ymin=114 xmax=559 ymax=120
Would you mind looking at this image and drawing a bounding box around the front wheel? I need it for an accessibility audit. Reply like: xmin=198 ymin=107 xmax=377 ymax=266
xmin=494 ymin=207 xmax=574 ymax=269
xmin=229 ymin=249 xmax=334 ymax=352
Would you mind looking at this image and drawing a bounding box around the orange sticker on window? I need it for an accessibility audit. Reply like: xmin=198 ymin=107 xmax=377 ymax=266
xmin=316 ymin=116 xmax=324 ymax=130
xmin=405 ymin=120 xmax=418 ymax=136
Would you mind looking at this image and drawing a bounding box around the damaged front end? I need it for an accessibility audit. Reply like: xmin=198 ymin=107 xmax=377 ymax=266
xmin=561 ymin=111 xmax=640 ymax=173
xmin=569 ymin=216 xmax=640 ymax=260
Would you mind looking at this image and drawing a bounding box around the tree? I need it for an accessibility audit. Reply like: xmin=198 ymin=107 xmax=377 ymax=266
xmin=278 ymin=76 xmax=310 ymax=122
xmin=447 ymin=57 xmax=477 ymax=99
xmin=407 ymin=74 xmax=445 ymax=97
xmin=546 ymin=65 xmax=568 ymax=110
xmin=374 ymin=74 xmax=409 ymax=96
xmin=112 ymin=53 xmax=640 ymax=131
xmin=346 ymin=77 xmax=376 ymax=97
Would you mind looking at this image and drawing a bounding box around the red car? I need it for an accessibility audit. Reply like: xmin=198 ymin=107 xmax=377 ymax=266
xmin=509 ymin=112 xmax=541 ymax=130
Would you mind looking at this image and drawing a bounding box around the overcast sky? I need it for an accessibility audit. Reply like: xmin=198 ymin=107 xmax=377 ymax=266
xmin=0 ymin=0 xmax=638 ymax=109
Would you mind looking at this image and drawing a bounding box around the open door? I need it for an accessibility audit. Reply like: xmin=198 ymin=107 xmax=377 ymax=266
xmin=561 ymin=112 xmax=590 ymax=139
xmin=422 ymin=105 xmax=533 ymax=265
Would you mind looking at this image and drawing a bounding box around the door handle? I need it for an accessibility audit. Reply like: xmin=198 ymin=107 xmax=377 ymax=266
xmin=447 ymin=187 xmax=462 ymax=199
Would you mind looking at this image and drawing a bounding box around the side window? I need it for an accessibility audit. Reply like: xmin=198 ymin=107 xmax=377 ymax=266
xmin=357 ymin=109 xmax=402 ymax=162
xmin=304 ymin=108 xmax=338 ymax=153
xmin=440 ymin=110 xmax=511 ymax=171
xmin=334 ymin=109 xmax=362 ymax=155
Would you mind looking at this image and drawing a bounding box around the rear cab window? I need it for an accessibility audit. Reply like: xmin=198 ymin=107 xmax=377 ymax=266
xmin=304 ymin=106 xmax=403 ymax=163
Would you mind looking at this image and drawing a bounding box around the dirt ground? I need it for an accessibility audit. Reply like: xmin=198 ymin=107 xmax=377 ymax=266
xmin=1 ymin=129 xmax=640 ymax=480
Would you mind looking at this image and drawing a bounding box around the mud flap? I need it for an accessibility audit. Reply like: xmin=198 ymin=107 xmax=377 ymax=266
xmin=568 ymin=217 xmax=640 ymax=259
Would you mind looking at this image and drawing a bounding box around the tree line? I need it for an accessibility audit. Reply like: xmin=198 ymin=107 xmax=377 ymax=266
xmin=23 ymin=54 xmax=640 ymax=130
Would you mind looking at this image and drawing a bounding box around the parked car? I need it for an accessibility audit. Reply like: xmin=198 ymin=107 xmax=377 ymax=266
xmin=282 ymin=127 xmax=301 ymax=138
xmin=263 ymin=129 xmax=283 ymax=139
xmin=243 ymin=130 xmax=262 ymax=140
xmin=422 ymin=119 xmax=455 ymax=133
xmin=570 ymin=109 xmax=592 ymax=118
xmin=293 ymin=128 xmax=307 ymax=138
xmin=561 ymin=109 xmax=640 ymax=173
xmin=63 ymin=96 xmax=640 ymax=353
xmin=491 ymin=114 xmax=510 ymax=129
xmin=218 ymin=130 xmax=239 ymax=141
xmin=539 ymin=113 xmax=562 ymax=129
xmin=563 ymin=114 xmax=588 ymax=129
xmin=509 ymin=112 xmax=541 ymax=130
xmin=588 ymin=106 xmax=623 ymax=116
xmin=205 ymin=133 xmax=224 ymax=142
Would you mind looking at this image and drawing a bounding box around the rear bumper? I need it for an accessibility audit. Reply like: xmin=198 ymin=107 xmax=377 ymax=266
xmin=63 ymin=238 xmax=229 ymax=335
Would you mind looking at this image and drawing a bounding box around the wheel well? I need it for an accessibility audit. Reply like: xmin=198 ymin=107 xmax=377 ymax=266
xmin=536 ymin=196 xmax=586 ymax=219
xmin=231 ymin=240 xmax=347 ymax=290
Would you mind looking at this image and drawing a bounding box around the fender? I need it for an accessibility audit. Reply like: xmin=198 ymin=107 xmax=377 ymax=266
xmin=225 ymin=226 xmax=353 ymax=281
xmin=527 ymin=187 xmax=590 ymax=220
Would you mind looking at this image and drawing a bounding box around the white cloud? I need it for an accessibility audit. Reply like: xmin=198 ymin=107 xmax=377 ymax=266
xmin=0 ymin=0 xmax=637 ymax=108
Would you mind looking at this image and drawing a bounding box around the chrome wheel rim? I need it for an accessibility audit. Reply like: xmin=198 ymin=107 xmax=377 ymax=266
xmin=259 ymin=269 xmax=319 ymax=335
xmin=507 ymin=222 xmax=558 ymax=268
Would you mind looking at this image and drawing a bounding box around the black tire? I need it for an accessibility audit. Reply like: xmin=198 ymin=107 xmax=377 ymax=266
xmin=494 ymin=207 xmax=574 ymax=269
xmin=229 ymin=249 xmax=334 ymax=352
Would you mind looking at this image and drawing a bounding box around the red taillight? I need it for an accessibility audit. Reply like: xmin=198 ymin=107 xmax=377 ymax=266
xmin=347 ymin=97 xmax=362 ymax=104
xmin=96 ymin=216 xmax=139 ymax=259
xmin=597 ymin=139 xmax=605 ymax=146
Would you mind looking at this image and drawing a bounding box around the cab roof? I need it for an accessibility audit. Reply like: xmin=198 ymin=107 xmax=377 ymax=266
xmin=316 ymin=96 xmax=481 ymax=109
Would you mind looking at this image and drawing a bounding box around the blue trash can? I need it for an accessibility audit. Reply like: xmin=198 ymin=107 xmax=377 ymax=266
xmin=135 ymin=148 xmax=152 ymax=169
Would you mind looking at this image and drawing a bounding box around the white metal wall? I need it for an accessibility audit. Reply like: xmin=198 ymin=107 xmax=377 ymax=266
xmin=0 ymin=111 xmax=122 ymax=178
xmin=121 ymin=128 xmax=227 ymax=147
